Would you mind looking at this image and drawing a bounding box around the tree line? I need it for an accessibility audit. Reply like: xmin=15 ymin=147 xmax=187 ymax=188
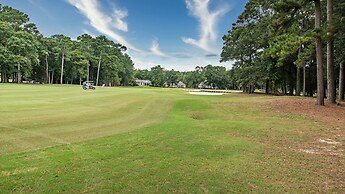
xmin=0 ymin=5 xmax=135 ymax=86
xmin=135 ymin=65 xmax=236 ymax=89
xmin=221 ymin=0 xmax=345 ymax=105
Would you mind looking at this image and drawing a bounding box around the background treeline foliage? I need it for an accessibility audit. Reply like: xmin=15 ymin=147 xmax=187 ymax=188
xmin=221 ymin=0 xmax=345 ymax=104
xmin=0 ymin=4 xmax=135 ymax=86
xmin=135 ymin=65 xmax=236 ymax=90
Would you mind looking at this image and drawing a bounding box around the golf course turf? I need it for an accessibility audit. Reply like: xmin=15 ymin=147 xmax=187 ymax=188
xmin=0 ymin=84 xmax=344 ymax=193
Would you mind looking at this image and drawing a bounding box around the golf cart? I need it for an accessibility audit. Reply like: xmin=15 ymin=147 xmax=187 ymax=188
xmin=82 ymin=81 xmax=95 ymax=90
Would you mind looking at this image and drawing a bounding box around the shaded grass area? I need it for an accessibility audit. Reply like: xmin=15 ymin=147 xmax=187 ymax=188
xmin=0 ymin=85 xmax=344 ymax=193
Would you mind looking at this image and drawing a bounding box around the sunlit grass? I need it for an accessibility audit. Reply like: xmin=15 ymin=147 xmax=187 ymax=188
xmin=0 ymin=84 xmax=341 ymax=193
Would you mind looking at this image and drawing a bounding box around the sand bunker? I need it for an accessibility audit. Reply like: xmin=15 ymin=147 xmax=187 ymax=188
xmin=188 ymin=92 xmax=224 ymax=96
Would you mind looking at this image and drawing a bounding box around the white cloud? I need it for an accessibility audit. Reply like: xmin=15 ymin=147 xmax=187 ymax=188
xmin=182 ymin=0 xmax=229 ymax=53
xmin=66 ymin=0 xmax=139 ymax=51
xmin=131 ymin=51 xmax=231 ymax=71
xmin=113 ymin=9 xmax=128 ymax=32
xmin=150 ymin=40 xmax=168 ymax=57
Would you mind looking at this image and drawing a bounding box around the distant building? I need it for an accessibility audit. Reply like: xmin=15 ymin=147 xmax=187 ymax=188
xmin=198 ymin=81 xmax=213 ymax=89
xmin=163 ymin=82 xmax=174 ymax=88
xmin=163 ymin=81 xmax=186 ymax=88
xmin=177 ymin=81 xmax=186 ymax=88
xmin=135 ymin=80 xmax=151 ymax=86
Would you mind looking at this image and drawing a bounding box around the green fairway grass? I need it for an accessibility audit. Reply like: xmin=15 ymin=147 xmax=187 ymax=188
xmin=0 ymin=84 xmax=343 ymax=193
xmin=0 ymin=84 xmax=176 ymax=154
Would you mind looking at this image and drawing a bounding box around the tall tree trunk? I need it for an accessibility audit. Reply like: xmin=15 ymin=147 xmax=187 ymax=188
xmin=90 ymin=65 xmax=94 ymax=81
xmin=339 ymin=61 xmax=345 ymax=101
xmin=288 ymin=80 xmax=294 ymax=96
xmin=288 ymin=66 xmax=294 ymax=96
xmin=51 ymin=71 xmax=54 ymax=84
xmin=17 ymin=64 xmax=21 ymax=84
xmin=96 ymin=52 xmax=102 ymax=86
xmin=1 ymin=70 xmax=4 ymax=83
xmin=45 ymin=55 xmax=49 ymax=84
xmin=87 ymin=63 xmax=90 ymax=81
xmin=265 ymin=79 xmax=269 ymax=94
xmin=60 ymin=52 xmax=65 ymax=84
xmin=303 ymin=65 xmax=306 ymax=96
xmin=315 ymin=0 xmax=325 ymax=105
xmin=296 ymin=67 xmax=301 ymax=96
xmin=327 ymin=0 xmax=336 ymax=104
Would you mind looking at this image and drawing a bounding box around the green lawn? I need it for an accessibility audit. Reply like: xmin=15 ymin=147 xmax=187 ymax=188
xmin=0 ymin=84 xmax=343 ymax=193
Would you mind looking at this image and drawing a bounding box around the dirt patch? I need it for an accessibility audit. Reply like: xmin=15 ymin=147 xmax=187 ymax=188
xmin=319 ymin=139 xmax=341 ymax=145
xmin=189 ymin=112 xmax=205 ymax=120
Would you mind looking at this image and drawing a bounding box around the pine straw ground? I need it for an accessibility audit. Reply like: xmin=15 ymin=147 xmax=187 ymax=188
xmin=263 ymin=96 xmax=345 ymax=190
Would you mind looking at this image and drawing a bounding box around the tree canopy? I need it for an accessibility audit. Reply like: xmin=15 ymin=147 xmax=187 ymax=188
xmin=221 ymin=0 xmax=345 ymax=104
xmin=0 ymin=4 xmax=135 ymax=86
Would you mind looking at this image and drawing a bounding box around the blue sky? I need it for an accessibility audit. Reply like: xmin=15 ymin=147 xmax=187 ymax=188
xmin=1 ymin=0 xmax=248 ymax=71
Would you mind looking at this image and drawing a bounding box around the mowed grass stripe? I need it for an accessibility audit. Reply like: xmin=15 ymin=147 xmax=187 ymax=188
xmin=0 ymin=94 xmax=268 ymax=193
xmin=0 ymin=84 xmax=175 ymax=154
